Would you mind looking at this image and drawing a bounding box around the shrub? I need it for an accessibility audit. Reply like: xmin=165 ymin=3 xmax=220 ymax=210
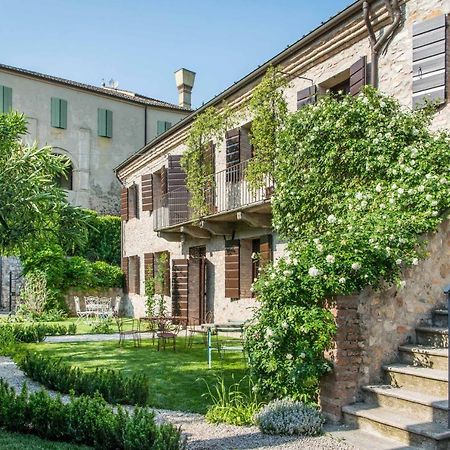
xmin=254 ymin=399 xmax=324 ymax=436
xmin=0 ymin=380 xmax=184 ymax=450
xmin=0 ymin=322 xmax=76 ymax=346
xmin=203 ymin=375 xmax=263 ymax=426
xmin=18 ymin=352 xmax=150 ymax=406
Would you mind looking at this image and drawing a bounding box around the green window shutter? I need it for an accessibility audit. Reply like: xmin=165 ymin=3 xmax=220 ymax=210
xmin=165 ymin=121 xmax=172 ymax=132
xmin=60 ymin=99 xmax=67 ymax=129
xmin=51 ymin=98 xmax=60 ymax=127
xmin=157 ymin=120 xmax=165 ymax=135
xmin=98 ymin=108 xmax=107 ymax=136
xmin=1 ymin=86 xmax=12 ymax=113
xmin=106 ymin=109 xmax=113 ymax=138
xmin=3 ymin=87 xmax=12 ymax=112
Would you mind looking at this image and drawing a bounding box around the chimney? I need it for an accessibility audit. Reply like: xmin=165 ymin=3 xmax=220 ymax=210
xmin=174 ymin=68 xmax=196 ymax=109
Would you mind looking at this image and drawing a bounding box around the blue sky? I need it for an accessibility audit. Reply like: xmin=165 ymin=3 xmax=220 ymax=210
xmin=1 ymin=0 xmax=353 ymax=108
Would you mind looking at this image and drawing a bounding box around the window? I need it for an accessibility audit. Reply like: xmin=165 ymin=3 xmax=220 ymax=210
xmin=157 ymin=120 xmax=172 ymax=136
xmin=0 ymin=85 xmax=12 ymax=113
xmin=51 ymin=98 xmax=68 ymax=129
xmin=53 ymin=156 xmax=73 ymax=190
xmin=128 ymin=255 xmax=140 ymax=294
xmin=154 ymin=251 xmax=170 ymax=296
xmin=98 ymin=108 xmax=113 ymax=137
xmin=127 ymin=184 xmax=139 ymax=219
xmin=329 ymin=78 xmax=350 ymax=98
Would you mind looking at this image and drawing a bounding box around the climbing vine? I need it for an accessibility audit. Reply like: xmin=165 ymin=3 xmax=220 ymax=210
xmin=181 ymin=105 xmax=236 ymax=217
xmin=245 ymin=87 xmax=450 ymax=402
xmin=246 ymin=66 xmax=288 ymax=188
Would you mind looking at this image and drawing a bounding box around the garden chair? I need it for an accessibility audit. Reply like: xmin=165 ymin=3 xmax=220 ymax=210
xmin=74 ymin=296 xmax=90 ymax=319
xmin=186 ymin=311 xmax=214 ymax=348
xmin=215 ymin=326 xmax=245 ymax=360
xmin=156 ymin=319 xmax=182 ymax=351
xmin=115 ymin=316 xmax=141 ymax=347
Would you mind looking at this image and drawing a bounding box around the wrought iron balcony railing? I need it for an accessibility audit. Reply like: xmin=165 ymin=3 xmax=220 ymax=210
xmin=153 ymin=158 xmax=274 ymax=231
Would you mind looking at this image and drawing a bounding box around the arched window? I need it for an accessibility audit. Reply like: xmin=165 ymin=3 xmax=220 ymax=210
xmin=53 ymin=155 xmax=73 ymax=190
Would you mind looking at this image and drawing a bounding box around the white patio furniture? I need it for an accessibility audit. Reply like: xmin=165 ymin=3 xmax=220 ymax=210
xmin=74 ymin=296 xmax=90 ymax=319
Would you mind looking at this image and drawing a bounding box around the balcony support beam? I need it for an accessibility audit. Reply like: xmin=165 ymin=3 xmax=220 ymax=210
xmin=200 ymin=220 xmax=233 ymax=236
xmin=237 ymin=212 xmax=271 ymax=229
xmin=157 ymin=231 xmax=183 ymax=242
xmin=180 ymin=225 xmax=211 ymax=239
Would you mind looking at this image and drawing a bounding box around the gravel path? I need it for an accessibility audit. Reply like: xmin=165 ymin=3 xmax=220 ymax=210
xmin=0 ymin=356 xmax=357 ymax=449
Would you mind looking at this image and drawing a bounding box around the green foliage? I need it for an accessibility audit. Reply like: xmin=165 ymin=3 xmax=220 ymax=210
xmin=181 ymin=105 xmax=236 ymax=217
xmin=0 ymin=323 xmax=76 ymax=354
xmin=247 ymin=66 xmax=288 ymax=188
xmin=203 ymin=375 xmax=263 ymax=426
xmin=0 ymin=380 xmax=184 ymax=450
xmin=18 ymin=352 xmax=150 ymax=406
xmin=145 ymin=253 xmax=169 ymax=317
xmin=89 ymin=317 xmax=114 ymax=334
xmin=246 ymin=87 xmax=450 ymax=402
xmin=65 ymin=210 xmax=121 ymax=266
xmin=0 ymin=112 xmax=70 ymax=254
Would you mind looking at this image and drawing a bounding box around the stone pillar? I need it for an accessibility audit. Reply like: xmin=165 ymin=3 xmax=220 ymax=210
xmin=320 ymin=295 xmax=364 ymax=422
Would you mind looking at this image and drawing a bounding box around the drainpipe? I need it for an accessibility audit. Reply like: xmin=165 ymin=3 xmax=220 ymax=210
xmin=363 ymin=0 xmax=401 ymax=88
xmin=444 ymin=284 xmax=450 ymax=428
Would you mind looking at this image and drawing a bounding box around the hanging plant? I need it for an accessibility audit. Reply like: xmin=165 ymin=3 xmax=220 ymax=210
xmin=246 ymin=66 xmax=289 ymax=189
xmin=181 ymin=104 xmax=235 ymax=217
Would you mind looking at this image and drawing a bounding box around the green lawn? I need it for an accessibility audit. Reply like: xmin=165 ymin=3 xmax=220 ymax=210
xmin=0 ymin=430 xmax=90 ymax=450
xmin=25 ymin=337 xmax=247 ymax=413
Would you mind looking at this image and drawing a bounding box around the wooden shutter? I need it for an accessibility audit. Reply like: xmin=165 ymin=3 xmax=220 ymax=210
xmin=141 ymin=174 xmax=153 ymax=212
xmin=144 ymin=252 xmax=154 ymax=281
xmin=128 ymin=184 xmax=138 ymax=219
xmin=135 ymin=256 xmax=141 ymax=294
xmin=163 ymin=253 xmax=170 ymax=296
xmin=106 ymin=110 xmax=113 ymax=138
xmin=349 ymin=56 xmax=368 ymax=96
xmin=157 ymin=120 xmax=165 ymax=135
xmin=51 ymin=98 xmax=60 ymax=127
xmin=98 ymin=108 xmax=107 ymax=136
xmin=225 ymin=240 xmax=240 ymax=299
xmin=260 ymin=234 xmax=273 ymax=267
xmin=172 ymin=259 xmax=189 ymax=319
xmin=297 ymin=85 xmax=317 ymax=109
xmin=161 ymin=166 xmax=168 ymax=195
xmin=0 ymin=86 xmax=12 ymax=113
xmin=120 ymin=187 xmax=128 ymax=221
xmin=413 ymin=15 xmax=447 ymax=108
xmin=121 ymin=256 xmax=129 ymax=293
xmin=167 ymin=155 xmax=189 ymax=225
xmin=60 ymin=99 xmax=68 ymax=129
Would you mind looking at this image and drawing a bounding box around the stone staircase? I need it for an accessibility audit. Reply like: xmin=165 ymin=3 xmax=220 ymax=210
xmin=342 ymin=307 xmax=450 ymax=450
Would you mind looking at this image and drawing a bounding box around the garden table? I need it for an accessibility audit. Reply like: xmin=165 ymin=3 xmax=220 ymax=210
xmin=202 ymin=322 xmax=245 ymax=368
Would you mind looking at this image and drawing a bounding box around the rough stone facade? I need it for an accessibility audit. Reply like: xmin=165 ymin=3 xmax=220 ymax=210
xmin=320 ymin=220 xmax=450 ymax=422
xmin=0 ymin=257 xmax=22 ymax=312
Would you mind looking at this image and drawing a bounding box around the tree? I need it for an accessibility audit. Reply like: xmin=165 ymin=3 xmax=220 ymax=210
xmin=0 ymin=112 xmax=71 ymax=254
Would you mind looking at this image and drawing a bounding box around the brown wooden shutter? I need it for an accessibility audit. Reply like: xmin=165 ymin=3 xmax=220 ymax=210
xmin=121 ymin=256 xmax=129 ymax=293
xmin=225 ymin=240 xmax=240 ymax=299
xmin=172 ymin=259 xmax=189 ymax=319
xmin=120 ymin=187 xmax=128 ymax=221
xmin=141 ymin=174 xmax=153 ymax=212
xmin=297 ymin=85 xmax=317 ymax=109
xmin=161 ymin=166 xmax=168 ymax=195
xmin=144 ymin=252 xmax=154 ymax=281
xmin=128 ymin=184 xmax=138 ymax=219
xmin=135 ymin=255 xmax=141 ymax=294
xmin=349 ymin=56 xmax=368 ymax=96
xmin=163 ymin=252 xmax=170 ymax=296
xmin=167 ymin=155 xmax=189 ymax=225
xmin=260 ymin=234 xmax=273 ymax=267
xmin=412 ymin=15 xmax=447 ymax=108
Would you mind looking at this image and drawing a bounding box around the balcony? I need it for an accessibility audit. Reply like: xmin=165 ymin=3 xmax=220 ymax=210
xmin=153 ymin=158 xmax=274 ymax=234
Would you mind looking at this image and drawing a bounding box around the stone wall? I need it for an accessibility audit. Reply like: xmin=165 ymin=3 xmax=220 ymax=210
xmin=0 ymin=256 xmax=22 ymax=312
xmin=320 ymin=220 xmax=450 ymax=422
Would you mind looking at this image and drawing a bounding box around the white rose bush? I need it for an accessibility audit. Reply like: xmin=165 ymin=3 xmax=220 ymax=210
xmin=244 ymin=87 xmax=450 ymax=403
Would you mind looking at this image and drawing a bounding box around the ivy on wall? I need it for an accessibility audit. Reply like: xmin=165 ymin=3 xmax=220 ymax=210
xmin=244 ymin=85 xmax=450 ymax=403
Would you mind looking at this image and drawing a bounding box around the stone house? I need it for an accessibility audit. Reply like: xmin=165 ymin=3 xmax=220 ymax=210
xmin=116 ymin=0 xmax=450 ymax=445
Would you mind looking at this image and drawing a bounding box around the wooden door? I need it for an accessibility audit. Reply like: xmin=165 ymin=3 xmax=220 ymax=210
xmin=188 ymin=246 xmax=208 ymax=324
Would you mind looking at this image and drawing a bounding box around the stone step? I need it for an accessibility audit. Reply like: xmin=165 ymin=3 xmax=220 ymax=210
xmin=384 ymin=363 xmax=448 ymax=397
xmin=434 ymin=310 xmax=448 ymax=328
xmin=416 ymin=326 xmax=448 ymax=348
xmin=343 ymin=403 xmax=450 ymax=449
xmin=363 ymin=385 xmax=448 ymax=426
xmin=399 ymin=344 xmax=448 ymax=370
